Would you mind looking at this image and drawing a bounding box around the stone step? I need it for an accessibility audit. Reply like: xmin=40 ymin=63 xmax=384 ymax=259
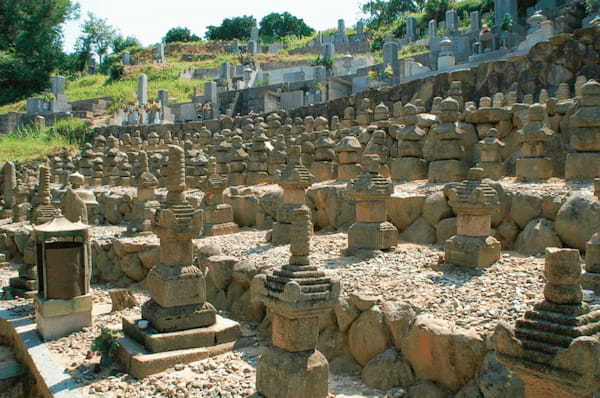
xmin=518 ymin=315 xmax=600 ymax=339
xmin=515 ymin=325 xmax=573 ymax=348
xmin=520 ymin=337 xmax=564 ymax=356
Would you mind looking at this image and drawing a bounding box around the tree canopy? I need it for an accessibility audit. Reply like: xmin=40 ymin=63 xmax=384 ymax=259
xmin=205 ymin=15 xmax=257 ymax=41
xmin=0 ymin=0 xmax=79 ymax=105
xmin=259 ymin=12 xmax=315 ymax=40
xmin=361 ymin=0 xmax=425 ymax=30
xmin=76 ymin=12 xmax=117 ymax=64
xmin=163 ymin=27 xmax=201 ymax=43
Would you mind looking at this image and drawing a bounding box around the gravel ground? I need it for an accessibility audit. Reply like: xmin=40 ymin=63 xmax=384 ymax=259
xmin=0 ymin=224 xmax=562 ymax=397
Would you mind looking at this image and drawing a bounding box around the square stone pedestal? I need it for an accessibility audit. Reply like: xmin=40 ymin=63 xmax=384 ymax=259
xmin=118 ymin=315 xmax=243 ymax=378
xmin=204 ymin=222 xmax=239 ymax=237
xmin=34 ymin=294 xmax=92 ymax=340
xmin=391 ymin=158 xmax=427 ymax=181
xmin=428 ymin=160 xmax=466 ymax=183
xmin=256 ymin=347 xmax=329 ymax=398
xmin=516 ymin=158 xmax=553 ymax=181
xmin=347 ymin=222 xmax=399 ymax=252
xmin=310 ymin=162 xmax=336 ymax=182
xmin=565 ymin=152 xmax=600 ymax=181
xmin=337 ymin=164 xmax=361 ymax=180
xmin=476 ymin=161 xmax=504 ymax=180
xmin=204 ymin=205 xmax=239 ymax=236
xmin=445 ymin=235 xmax=501 ymax=267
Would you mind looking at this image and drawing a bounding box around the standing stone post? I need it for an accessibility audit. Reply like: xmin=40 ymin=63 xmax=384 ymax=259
xmin=516 ymin=104 xmax=554 ymax=181
xmin=2 ymin=161 xmax=17 ymax=219
xmin=256 ymin=207 xmax=341 ymax=398
xmin=201 ymin=157 xmax=239 ymax=236
xmin=137 ymin=74 xmax=148 ymax=107
xmin=128 ymin=151 xmax=159 ymax=234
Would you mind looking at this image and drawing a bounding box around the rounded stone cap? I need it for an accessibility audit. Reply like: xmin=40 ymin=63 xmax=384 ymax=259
xmin=582 ymin=80 xmax=600 ymax=97
xmin=404 ymin=103 xmax=417 ymax=115
xmin=335 ymin=135 xmax=362 ymax=152
xmin=528 ymin=103 xmax=546 ymax=121
xmin=69 ymin=172 xmax=85 ymax=186
xmin=362 ymin=154 xmax=381 ymax=173
xmin=467 ymin=167 xmax=484 ymax=180
xmin=441 ymin=97 xmax=459 ymax=112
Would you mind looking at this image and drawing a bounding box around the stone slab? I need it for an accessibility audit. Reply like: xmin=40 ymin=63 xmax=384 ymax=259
xmin=123 ymin=315 xmax=241 ymax=353
xmin=34 ymin=294 xmax=92 ymax=318
xmin=36 ymin=309 xmax=92 ymax=341
xmin=203 ymin=222 xmax=239 ymax=237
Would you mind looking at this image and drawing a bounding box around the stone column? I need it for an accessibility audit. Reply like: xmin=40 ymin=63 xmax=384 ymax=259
xmin=137 ymin=74 xmax=148 ymax=107
xmin=476 ymin=129 xmax=505 ymax=180
xmin=516 ymin=104 xmax=554 ymax=181
xmin=202 ymin=157 xmax=239 ymax=236
xmin=390 ymin=103 xmax=427 ymax=181
xmin=311 ymin=130 xmax=336 ymax=181
xmin=428 ymin=98 xmax=467 ymax=183
xmin=256 ymin=207 xmax=341 ymax=398
xmin=345 ymin=154 xmax=398 ymax=256
xmin=128 ymin=151 xmax=159 ymax=234
xmin=272 ymin=145 xmax=315 ymax=245
xmin=247 ymin=129 xmax=270 ymax=185
xmin=335 ymin=135 xmax=362 ymax=180
xmin=445 ymin=168 xmax=501 ymax=267
xmin=32 ymin=166 xmax=61 ymax=225
xmin=495 ymin=248 xmax=600 ymax=397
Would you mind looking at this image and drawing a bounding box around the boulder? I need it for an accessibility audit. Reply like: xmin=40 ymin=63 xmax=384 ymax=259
xmin=477 ymin=353 xmax=524 ymax=398
xmin=334 ymin=297 xmax=361 ymax=332
xmin=348 ymin=306 xmax=391 ymax=366
xmin=207 ymin=255 xmax=238 ymax=290
xmin=422 ymin=191 xmax=453 ymax=226
xmin=555 ymin=192 xmax=600 ymax=250
xmin=436 ymin=217 xmax=457 ymax=244
xmin=361 ymin=348 xmax=415 ymax=390
xmin=510 ymin=192 xmax=542 ymax=229
xmin=402 ymin=315 xmax=486 ymax=392
xmin=350 ymin=291 xmax=381 ymax=311
xmin=382 ymin=301 xmax=416 ymax=350
xmin=138 ymin=247 xmax=160 ymax=270
xmin=119 ymin=253 xmax=147 ymax=282
xmin=400 ymin=217 xmax=436 ymax=245
xmin=329 ymin=355 xmax=362 ymax=376
xmin=454 ymin=379 xmax=482 ymax=398
xmin=317 ymin=327 xmax=347 ymax=360
xmin=514 ymin=218 xmax=562 ymax=255
xmin=387 ymin=194 xmax=425 ymax=231
xmin=407 ymin=381 xmax=452 ymax=398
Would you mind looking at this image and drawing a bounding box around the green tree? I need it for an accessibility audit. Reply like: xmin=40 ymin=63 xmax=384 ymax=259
xmin=205 ymin=15 xmax=257 ymax=41
xmin=111 ymin=35 xmax=141 ymax=53
xmin=361 ymin=0 xmax=425 ymax=30
xmin=259 ymin=12 xmax=314 ymax=40
xmin=0 ymin=0 xmax=79 ymax=105
xmin=163 ymin=27 xmax=201 ymax=43
xmin=76 ymin=12 xmax=117 ymax=64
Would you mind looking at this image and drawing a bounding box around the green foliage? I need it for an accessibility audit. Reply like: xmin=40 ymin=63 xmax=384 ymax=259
xmin=362 ymin=0 xmax=425 ymax=30
xmin=49 ymin=118 xmax=92 ymax=144
xmin=111 ymin=35 xmax=141 ymax=53
xmin=163 ymin=27 xmax=201 ymax=43
xmin=0 ymin=125 xmax=73 ymax=162
xmin=501 ymin=13 xmax=513 ymax=31
xmin=91 ymin=328 xmax=120 ymax=367
xmin=259 ymin=12 xmax=315 ymax=41
xmin=108 ymin=63 xmax=125 ymax=82
xmin=585 ymin=0 xmax=600 ymax=13
xmin=0 ymin=0 xmax=79 ymax=105
xmin=205 ymin=16 xmax=257 ymax=41
xmin=76 ymin=12 xmax=117 ymax=64
xmin=312 ymin=55 xmax=333 ymax=70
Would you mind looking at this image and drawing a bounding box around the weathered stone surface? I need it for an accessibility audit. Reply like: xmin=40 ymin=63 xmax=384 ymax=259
xmin=109 ymin=289 xmax=138 ymax=312
xmin=454 ymin=379 xmax=482 ymax=398
xmin=514 ymin=218 xmax=562 ymax=255
xmin=422 ymin=191 xmax=453 ymax=226
xmin=138 ymin=247 xmax=160 ymax=270
xmin=329 ymin=355 xmax=362 ymax=376
xmin=436 ymin=217 xmax=457 ymax=244
xmin=402 ymin=315 xmax=486 ymax=392
xmin=361 ymin=348 xmax=415 ymax=390
xmin=387 ymin=194 xmax=425 ymax=230
xmin=316 ymin=327 xmax=346 ymax=360
xmin=555 ymin=192 xmax=600 ymax=249
xmin=510 ymin=192 xmax=542 ymax=229
xmin=348 ymin=306 xmax=390 ymax=366
xmin=407 ymin=381 xmax=452 ymax=398
xmin=382 ymin=301 xmax=416 ymax=350
xmin=120 ymin=254 xmax=147 ymax=282
xmin=207 ymin=256 xmax=238 ymax=290
xmin=334 ymin=297 xmax=360 ymax=332
xmin=350 ymin=291 xmax=380 ymax=312
xmin=477 ymin=352 xmax=524 ymax=398
xmin=400 ymin=217 xmax=436 ymax=245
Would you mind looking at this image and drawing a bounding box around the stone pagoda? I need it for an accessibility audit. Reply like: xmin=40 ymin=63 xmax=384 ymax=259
xmin=247 ymin=129 xmax=270 ymax=185
xmin=255 ymin=207 xmax=341 ymax=398
xmin=272 ymin=145 xmax=315 ymax=245
xmin=345 ymin=154 xmax=398 ymax=256
xmin=495 ymin=248 xmax=600 ymax=397
xmin=566 ymin=80 xmax=600 ymax=180
xmin=2 ymin=161 xmax=17 ymax=219
xmin=311 ymin=130 xmax=336 ymax=181
xmin=32 ymin=166 xmax=61 ymax=225
xmin=428 ymin=98 xmax=467 ymax=183
xmin=391 ymin=103 xmax=427 ymax=181
xmin=120 ymin=146 xmax=240 ymax=378
xmin=476 ymin=129 xmax=505 ymax=180
xmin=202 ymin=157 xmax=239 ymax=236
xmin=128 ymin=151 xmax=160 ymax=234
xmin=335 ymin=134 xmax=362 ymax=180
xmin=228 ymin=135 xmax=248 ymax=186
xmin=516 ymin=104 xmax=554 ymax=181
xmin=445 ymin=167 xmax=501 ymax=267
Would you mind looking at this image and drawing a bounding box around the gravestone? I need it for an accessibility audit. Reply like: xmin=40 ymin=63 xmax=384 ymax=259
xmin=248 ymin=40 xmax=258 ymax=56
xmin=494 ymin=0 xmax=518 ymax=28
xmin=406 ymin=17 xmax=417 ymax=42
xmin=470 ymin=11 xmax=481 ymax=33
xmin=281 ymin=91 xmax=305 ymax=111
xmin=155 ymin=42 xmax=165 ymax=63
xmin=283 ymin=71 xmax=306 ymax=83
xmin=251 ymin=25 xmax=259 ymax=42
xmin=137 ymin=74 xmax=148 ymax=106
xmin=51 ymin=76 xmax=65 ymax=97
xmin=383 ymin=42 xmax=400 ymax=75
xmin=446 ymin=9 xmax=459 ymax=33
xmin=356 ymin=21 xmax=365 ymax=36
xmin=323 ymin=43 xmax=335 ymax=61
xmin=158 ymin=89 xmax=169 ymax=107
xmin=123 ymin=51 xmax=131 ymax=65
xmin=429 ymin=19 xmax=438 ymax=37
xmin=314 ymin=65 xmax=327 ymax=83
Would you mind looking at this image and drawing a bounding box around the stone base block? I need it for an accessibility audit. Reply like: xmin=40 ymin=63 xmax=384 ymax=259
xmin=477 ymin=161 xmax=504 ymax=180
xmin=9 ymin=277 xmax=36 ymax=291
xmin=337 ymin=164 xmax=361 ymax=180
xmin=205 ymin=205 xmax=234 ymax=225
xmin=228 ymin=173 xmax=246 ymax=186
xmin=565 ymin=152 xmax=600 ymax=181
xmin=118 ymin=327 xmax=247 ymax=379
xmin=347 ymin=221 xmax=399 ymax=251
xmin=428 ymin=160 xmax=466 ymax=183
xmin=122 ymin=314 xmax=240 ymax=353
xmin=203 ymin=222 xmax=239 ymax=237
xmin=142 ymin=300 xmax=216 ymax=333
xmin=516 ymin=158 xmax=553 ymax=181
xmin=310 ymin=162 xmax=336 ymax=182
xmin=391 ymin=158 xmax=427 ymax=181
xmin=34 ymin=294 xmax=93 ymax=340
xmin=256 ymin=347 xmax=329 ymax=398
xmin=445 ymin=235 xmax=501 ymax=268
xmin=271 ymin=222 xmax=291 ymax=245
